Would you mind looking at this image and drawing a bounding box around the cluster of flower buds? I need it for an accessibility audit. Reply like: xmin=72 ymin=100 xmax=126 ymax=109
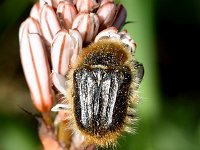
xmin=19 ymin=0 xmax=135 ymax=113
xmin=19 ymin=0 xmax=137 ymax=149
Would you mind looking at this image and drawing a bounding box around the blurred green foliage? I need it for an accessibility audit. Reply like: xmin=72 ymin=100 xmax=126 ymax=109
xmin=0 ymin=0 xmax=199 ymax=150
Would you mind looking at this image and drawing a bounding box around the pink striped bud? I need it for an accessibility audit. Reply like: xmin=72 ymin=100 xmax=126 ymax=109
xmin=39 ymin=0 xmax=69 ymax=8
xmin=68 ymin=29 xmax=83 ymax=64
xmin=39 ymin=0 xmax=53 ymax=7
xmin=57 ymin=1 xmax=77 ymax=29
xmin=97 ymin=1 xmax=116 ymax=28
xmin=51 ymin=29 xmax=82 ymax=76
xmin=19 ymin=17 xmax=53 ymax=112
xmin=74 ymin=0 xmax=99 ymax=13
xmin=30 ymin=2 xmax=41 ymax=21
xmin=19 ymin=20 xmax=28 ymax=43
xmin=52 ymin=72 xmax=67 ymax=95
xmin=40 ymin=4 xmax=61 ymax=45
xmin=72 ymin=12 xmax=99 ymax=43
xmin=51 ymin=0 xmax=63 ymax=8
xmin=100 ymin=0 xmax=114 ymax=6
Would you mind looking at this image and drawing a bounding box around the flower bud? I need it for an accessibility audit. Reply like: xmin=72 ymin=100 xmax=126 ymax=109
xmin=39 ymin=0 xmax=53 ymax=7
xmin=72 ymin=12 xmax=99 ymax=43
xmin=30 ymin=2 xmax=41 ymax=21
xmin=118 ymin=30 xmax=136 ymax=53
xmin=40 ymin=4 xmax=61 ymax=45
xmin=74 ymin=0 xmax=99 ymax=13
xmin=68 ymin=29 xmax=83 ymax=64
xmin=19 ymin=17 xmax=53 ymax=112
xmin=95 ymin=27 xmax=136 ymax=53
xmin=51 ymin=30 xmax=82 ymax=76
xmin=44 ymin=0 xmax=73 ymax=8
xmin=97 ymin=1 xmax=116 ymax=28
xmin=52 ymin=0 xmax=63 ymax=8
xmin=52 ymin=72 xmax=67 ymax=95
xmin=19 ymin=20 xmax=27 ymax=43
xmin=57 ymin=1 xmax=77 ymax=29
xmin=94 ymin=27 xmax=118 ymax=42
xmin=100 ymin=0 xmax=114 ymax=6
xmin=39 ymin=0 xmax=68 ymax=8
xmin=112 ymin=4 xmax=127 ymax=30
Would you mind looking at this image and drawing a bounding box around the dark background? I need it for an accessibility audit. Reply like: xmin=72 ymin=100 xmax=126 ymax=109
xmin=0 ymin=0 xmax=199 ymax=150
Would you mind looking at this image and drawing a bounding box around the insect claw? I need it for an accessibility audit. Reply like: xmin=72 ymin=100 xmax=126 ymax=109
xmin=51 ymin=104 xmax=70 ymax=112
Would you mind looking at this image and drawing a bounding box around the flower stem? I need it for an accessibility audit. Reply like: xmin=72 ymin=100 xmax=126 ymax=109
xmin=42 ymin=111 xmax=53 ymax=127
